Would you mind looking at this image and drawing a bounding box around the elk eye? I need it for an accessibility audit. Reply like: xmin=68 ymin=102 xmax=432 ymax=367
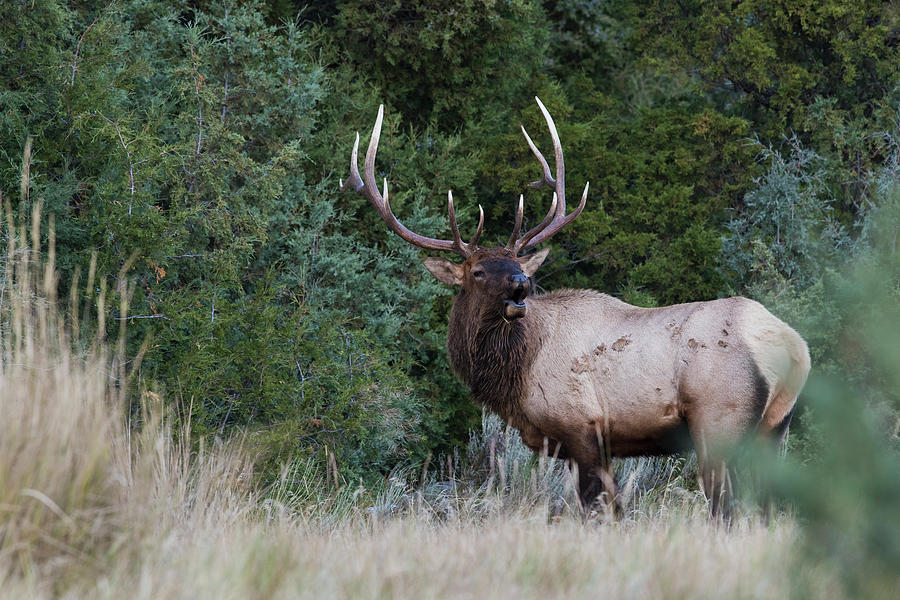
xmin=472 ymin=270 xmax=485 ymax=279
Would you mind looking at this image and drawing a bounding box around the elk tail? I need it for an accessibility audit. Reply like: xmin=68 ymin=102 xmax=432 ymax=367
xmin=742 ymin=302 xmax=811 ymax=436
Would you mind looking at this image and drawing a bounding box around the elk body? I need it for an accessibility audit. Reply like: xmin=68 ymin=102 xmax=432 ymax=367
xmin=341 ymin=98 xmax=810 ymax=517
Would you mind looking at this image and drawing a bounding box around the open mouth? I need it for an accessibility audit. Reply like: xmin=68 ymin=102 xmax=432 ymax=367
xmin=504 ymin=299 xmax=527 ymax=319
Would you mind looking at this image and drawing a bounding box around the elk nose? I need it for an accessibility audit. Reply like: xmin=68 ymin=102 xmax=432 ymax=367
xmin=509 ymin=274 xmax=528 ymax=302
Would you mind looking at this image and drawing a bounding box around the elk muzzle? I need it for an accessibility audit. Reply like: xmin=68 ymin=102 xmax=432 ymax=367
xmin=504 ymin=274 xmax=529 ymax=319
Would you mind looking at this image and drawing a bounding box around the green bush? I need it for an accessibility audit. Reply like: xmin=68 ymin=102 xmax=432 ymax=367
xmin=766 ymin=191 xmax=900 ymax=598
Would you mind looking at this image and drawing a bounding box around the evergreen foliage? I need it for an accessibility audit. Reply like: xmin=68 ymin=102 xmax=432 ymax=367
xmin=636 ymin=1 xmax=900 ymax=125
xmin=332 ymin=0 xmax=548 ymax=131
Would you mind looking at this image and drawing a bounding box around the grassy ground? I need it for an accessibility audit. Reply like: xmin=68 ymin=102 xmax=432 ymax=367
xmin=0 ymin=210 xmax=841 ymax=599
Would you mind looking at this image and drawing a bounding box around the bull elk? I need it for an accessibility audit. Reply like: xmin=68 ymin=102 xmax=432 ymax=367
xmin=340 ymin=98 xmax=811 ymax=517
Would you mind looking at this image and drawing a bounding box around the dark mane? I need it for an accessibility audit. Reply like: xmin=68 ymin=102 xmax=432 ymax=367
xmin=446 ymin=290 xmax=540 ymax=423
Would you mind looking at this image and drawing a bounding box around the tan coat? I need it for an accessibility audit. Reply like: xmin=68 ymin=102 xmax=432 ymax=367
xmin=510 ymin=290 xmax=809 ymax=473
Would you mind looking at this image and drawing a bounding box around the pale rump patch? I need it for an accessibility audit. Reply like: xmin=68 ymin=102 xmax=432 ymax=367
xmin=738 ymin=301 xmax=810 ymax=431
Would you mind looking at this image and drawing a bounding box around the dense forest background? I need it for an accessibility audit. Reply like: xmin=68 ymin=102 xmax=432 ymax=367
xmin=2 ymin=0 xmax=899 ymax=487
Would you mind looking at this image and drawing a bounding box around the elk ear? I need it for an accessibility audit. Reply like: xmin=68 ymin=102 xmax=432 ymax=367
xmin=423 ymin=257 xmax=465 ymax=286
xmin=517 ymin=248 xmax=550 ymax=277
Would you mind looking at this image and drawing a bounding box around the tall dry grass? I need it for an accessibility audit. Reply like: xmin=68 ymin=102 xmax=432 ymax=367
xmin=0 ymin=198 xmax=256 ymax=594
xmin=0 ymin=200 xmax=835 ymax=598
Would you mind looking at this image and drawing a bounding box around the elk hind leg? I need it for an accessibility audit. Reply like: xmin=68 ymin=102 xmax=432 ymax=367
xmin=697 ymin=456 xmax=733 ymax=521
xmin=760 ymin=403 xmax=797 ymax=521
xmin=689 ymin=416 xmax=747 ymax=521
xmin=685 ymin=362 xmax=769 ymax=520
xmin=570 ymin=462 xmax=620 ymax=518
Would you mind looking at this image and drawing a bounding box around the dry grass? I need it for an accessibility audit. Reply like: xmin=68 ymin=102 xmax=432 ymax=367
xmin=58 ymin=512 xmax=811 ymax=600
xmin=0 ymin=206 xmax=839 ymax=599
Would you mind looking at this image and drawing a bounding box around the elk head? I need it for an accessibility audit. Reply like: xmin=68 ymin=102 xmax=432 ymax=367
xmin=340 ymin=97 xmax=588 ymax=320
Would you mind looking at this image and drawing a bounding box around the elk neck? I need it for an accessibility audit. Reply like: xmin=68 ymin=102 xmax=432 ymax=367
xmin=446 ymin=288 xmax=542 ymax=422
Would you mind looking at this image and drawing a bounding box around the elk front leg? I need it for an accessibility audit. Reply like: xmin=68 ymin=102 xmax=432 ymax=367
xmin=566 ymin=428 xmax=622 ymax=519
xmin=573 ymin=462 xmax=621 ymax=518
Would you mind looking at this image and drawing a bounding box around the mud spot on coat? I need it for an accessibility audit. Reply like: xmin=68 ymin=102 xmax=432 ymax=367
xmin=666 ymin=322 xmax=683 ymax=338
xmin=571 ymin=353 xmax=593 ymax=374
xmin=687 ymin=338 xmax=707 ymax=351
xmin=593 ymin=343 xmax=606 ymax=355
xmin=612 ymin=335 xmax=632 ymax=352
xmin=718 ymin=340 xmax=728 ymax=348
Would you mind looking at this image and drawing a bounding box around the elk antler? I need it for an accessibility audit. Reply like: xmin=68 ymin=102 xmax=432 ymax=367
xmin=506 ymin=97 xmax=589 ymax=255
xmin=340 ymin=105 xmax=483 ymax=257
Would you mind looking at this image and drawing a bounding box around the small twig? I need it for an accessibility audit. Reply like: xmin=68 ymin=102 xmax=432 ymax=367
xmin=297 ymin=360 xmax=315 ymax=401
xmin=407 ymin=331 xmax=425 ymax=347
xmin=71 ymin=14 xmax=100 ymax=87
xmin=113 ymin=314 xmax=169 ymax=321
xmin=345 ymin=334 xmax=353 ymax=381
xmin=98 ymin=113 xmax=136 ymax=211
xmin=189 ymin=43 xmax=204 ymax=194
xmin=221 ymin=68 xmax=230 ymax=124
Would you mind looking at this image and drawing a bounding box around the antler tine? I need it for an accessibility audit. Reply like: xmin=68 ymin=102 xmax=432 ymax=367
xmin=447 ymin=190 xmax=465 ymax=251
xmin=361 ymin=104 xmax=389 ymax=218
xmin=521 ymin=125 xmax=555 ymax=190
xmin=469 ymin=205 xmax=484 ymax=248
xmin=521 ymin=182 xmax=589 ymax=251
xmin=505 ymin=195 xmax=524 ymax=250
xmin=341 ymin=104 xmax=468 ymax=256
xmin=339 ymin=132 xmax=365 ymax=193
xmin=512 ymin=97 xmax=588 ymax=253
xmin=449 ymin=191 xmax=485 ymax=254
xmin=534 ymin=96 xmax=565 ymax=220
xmin=515 ymin=192 xmax=558 ymax=252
